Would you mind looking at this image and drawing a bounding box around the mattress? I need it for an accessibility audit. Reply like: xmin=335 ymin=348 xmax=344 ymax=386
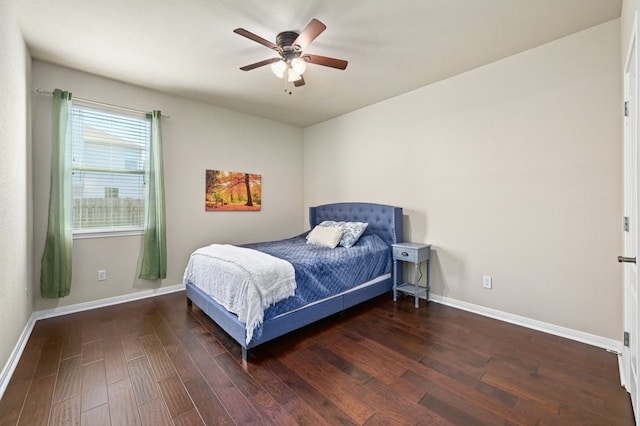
xmin=242 ymin=232 xmax=392 ymax=321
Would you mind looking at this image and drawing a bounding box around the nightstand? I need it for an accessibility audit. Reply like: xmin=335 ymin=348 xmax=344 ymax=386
xmin=392 ymin=242 xmax=431 ymax=308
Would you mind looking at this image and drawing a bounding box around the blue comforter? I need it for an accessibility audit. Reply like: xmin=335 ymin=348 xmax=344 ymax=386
xmin=242 ymin=232 xmax=392 ymax=321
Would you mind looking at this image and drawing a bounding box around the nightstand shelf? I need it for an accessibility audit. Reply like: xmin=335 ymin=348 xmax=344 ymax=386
xmin=392 ymin=242 xmax=431 ymax=308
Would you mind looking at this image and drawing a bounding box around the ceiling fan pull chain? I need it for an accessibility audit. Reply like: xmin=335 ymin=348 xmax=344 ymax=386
xmin=283 ymin=75 xmax=292 ymax=95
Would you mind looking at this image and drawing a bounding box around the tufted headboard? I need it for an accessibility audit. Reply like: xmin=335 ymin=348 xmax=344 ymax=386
xmin=309 ymin=202 xmax=403 ymax=247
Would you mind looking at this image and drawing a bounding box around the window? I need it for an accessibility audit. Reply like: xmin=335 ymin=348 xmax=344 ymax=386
xmin=70 ymin=104 xmax=150 ymax=236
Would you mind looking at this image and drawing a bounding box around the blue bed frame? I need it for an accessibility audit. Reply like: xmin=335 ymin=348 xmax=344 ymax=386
xmin=185 ymin=202 xmax=404 ymax=361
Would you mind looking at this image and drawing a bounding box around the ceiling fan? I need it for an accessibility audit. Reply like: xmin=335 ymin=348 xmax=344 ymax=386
xmin=233 ymin=19 xmax=348 ymax=88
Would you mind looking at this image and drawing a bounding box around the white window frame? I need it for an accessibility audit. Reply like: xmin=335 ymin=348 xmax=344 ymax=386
xmin=70 ymin=103 xmax=149 ymax=239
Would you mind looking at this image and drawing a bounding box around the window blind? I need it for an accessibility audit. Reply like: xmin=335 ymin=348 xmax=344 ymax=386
xmin=70 ymin=105 xmax=150 ymax=231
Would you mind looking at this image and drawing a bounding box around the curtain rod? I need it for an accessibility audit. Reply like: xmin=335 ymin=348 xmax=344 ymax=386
xmin=35 ymin=89 xmax=170 ymax=119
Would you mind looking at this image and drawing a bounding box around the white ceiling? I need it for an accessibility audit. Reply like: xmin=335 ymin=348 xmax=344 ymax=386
xmin=17 ymin=0 xmax=622 ymax=127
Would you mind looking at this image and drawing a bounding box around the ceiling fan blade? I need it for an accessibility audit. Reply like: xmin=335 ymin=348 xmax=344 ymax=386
xmin=293 ymin=19 xmax=326 ymax=49
xmin=303 ymin=54 xmax=348 ymax=70
xmin=234 ymin=28 xmax=279 ymax=51
xmin=240 ymin=58 xmax=281 ymax=71
xmin=294 ymin=76 xmax=305 ymax=87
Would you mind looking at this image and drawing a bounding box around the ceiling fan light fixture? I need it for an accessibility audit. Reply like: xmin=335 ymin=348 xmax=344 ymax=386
xmin=270 ymin=60 xmax=286 ymax=78
xmin=290 ymin=57 xmax=307 ymax=75
xmin=287 ymin=68 xmax=302 ymax=82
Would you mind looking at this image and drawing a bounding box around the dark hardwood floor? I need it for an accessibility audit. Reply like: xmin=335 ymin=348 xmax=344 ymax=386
xmin=0 ymin=291 xmax=634 ymax=425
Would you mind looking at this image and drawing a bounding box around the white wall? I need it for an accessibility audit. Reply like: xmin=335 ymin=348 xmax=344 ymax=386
xmin=304 ymin=20 xmax=622 ymax=340
xmin=0 ymin=0 xmax=33 ymax=374
xmin=31 ymin=61 xmax=304 ymax=311
xmin=623 ymin=3 xmax=640 ymax=73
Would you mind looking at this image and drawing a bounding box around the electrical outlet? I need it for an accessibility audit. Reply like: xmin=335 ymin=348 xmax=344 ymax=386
xmin=98 ymin=270 xmax=107 ymax=281
xmin=482 ymin=275 xmax=492 ymax=289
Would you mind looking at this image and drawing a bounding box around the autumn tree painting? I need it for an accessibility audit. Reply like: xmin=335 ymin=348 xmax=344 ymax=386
xmin=205 ymin=170 xmax=262 ymax=211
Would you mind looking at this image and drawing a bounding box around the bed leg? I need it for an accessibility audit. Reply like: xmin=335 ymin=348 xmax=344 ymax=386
xmin=186 ymin=297 xmax=192 ymax=309
xmin=242 ymin=347 xmax=249 ymax=363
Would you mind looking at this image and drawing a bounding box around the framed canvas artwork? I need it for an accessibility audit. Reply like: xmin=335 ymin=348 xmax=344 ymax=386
xmin=205 ymin=170 xmax=261 ymax=211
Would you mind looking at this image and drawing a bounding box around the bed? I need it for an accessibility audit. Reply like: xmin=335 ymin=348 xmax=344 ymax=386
xmin=184 ymin=202 xmax=403 ymax=362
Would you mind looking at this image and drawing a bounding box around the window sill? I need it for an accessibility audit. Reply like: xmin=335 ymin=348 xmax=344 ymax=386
xmin=73 ymin=228 xmax=144 ymax=240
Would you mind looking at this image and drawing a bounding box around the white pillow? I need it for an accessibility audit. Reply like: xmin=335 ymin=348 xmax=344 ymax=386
xmin=306 ymin=225 xmax=343 ymax=248
xmin=317 ymin=220 xmax=369 ymax=248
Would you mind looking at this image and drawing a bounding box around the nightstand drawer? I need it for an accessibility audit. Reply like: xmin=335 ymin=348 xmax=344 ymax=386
xmin=393 ymin=247 xmax=417 ymax=262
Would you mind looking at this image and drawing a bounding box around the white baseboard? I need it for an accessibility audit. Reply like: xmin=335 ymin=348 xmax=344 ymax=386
xmin=0 ymin=313 xmax=36 ymax=401
xmin=0 ymin=283 xmax=185 ymax=400
xmin=34 ymin=283 xmax=185 ymax=320
xmin=428 ymin=294 xmax=623 ymax=353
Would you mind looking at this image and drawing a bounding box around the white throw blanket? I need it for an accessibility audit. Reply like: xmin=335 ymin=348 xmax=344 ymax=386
xmin=183 ymin=244 xmax=296 ymax=344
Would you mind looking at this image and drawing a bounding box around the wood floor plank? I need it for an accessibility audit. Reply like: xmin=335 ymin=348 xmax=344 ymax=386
xmin=147 ymin=311 xmax=179 ymax=347
xmin=191 ymin=397 xmax=234 ymax=425
xmin=481 ymin=361 xmax=564 ymax=414
xmin=420 ymin=392 xmax=486 ymax=426
xmin=183 ymin=376 xmax=215 ymax=404
xmin=282 ymin=398 xmax=331 ymax=426
xmin=157 ymin=375 xmax=193 ymax=418
xmin=17 ymin=374 xmax=56 ymax=425
xmin=412 ymin=364 xmax=539 ymax=425
xmin=181 ymin=374 xmax=233 ymax=423
xmin=420 ymin=353 xmax=520 ymax=407
xmin=80 ymin=403 xmax=111 ymax=426
xmin=404 ymin=369 xmax=507 ymax=425
xmin=81 ymin=340 xmax=103 ymax=365
xmin=31 ymin=318 xmax=66 ymax=346
xmin=365 ymin=376 xmax=452 ymax=425
xmin=326 ymin=332 xmax=408 ymax=384
xmin=188 ymin=340 xmax=261 ymax=424
xmin=0 ymin=347 xmax=42 ymax=424
xmin=0 ymin=292 xmax=633 ymax=425
xmin=363 ymin=411 xmax=409 ymax=426
xmin=245 ymin=361 xmax=298 ymax=407
xmin=163 ymin=343 xmax=201 ymax=383
xmin=53 ymin=356 xmax=82 ymax=403
xmin=281 ymin=346 xmax=375 ymax=424
xmin=127 ymin=356 xmax=160 ymax=405
xmin=214 ymin=352 xmax=263 ymax=398
xmin=120 ymin=331 xmax=145 ymax=361
xmin=61 ymin=324 xmax=83 ymax=360
xmin=103 ymin=346 xmax=129 ymax=385
xmin=265 ymin=357 xmax=358 ymax=425
xmin=138 ymin=397 xmax=173 ymax=426
xmin=248 ymin=388 xmax=299 ymax=425
xmin=139 ymin=334 xmax=176 ymax=381
xmin=81 ymin=360 xmax=108 ymax=412
xmin=309 ymin=341 xmax=373 ymax=384
xmin=216 ymin=352 xmax=298 ymax=424
xmin=197 ymin=332 xmax=227 ymax=357
xmin=33 ymin=341 xmax=62 ymax=379
xmin=49 ymin=396 xmax=80 ymax=426
xmin=107 ymin=379 xmax=142 ymax=426
xmin=171 ymin=408 xmax=205 ymax=426
xmin=0 ymin=376 xmax=31 ymax=424
xmin=81 ymin=318 xmax=103 ymax=346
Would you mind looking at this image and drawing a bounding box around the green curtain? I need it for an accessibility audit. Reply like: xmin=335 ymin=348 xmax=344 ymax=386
xmin=40 ymin=89 xmax=73 ymax=298
xmin=139 ymin=111 xmax=167 ymax=280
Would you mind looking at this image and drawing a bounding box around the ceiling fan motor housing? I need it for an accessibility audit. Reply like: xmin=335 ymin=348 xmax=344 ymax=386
xmin=276 ymin=31 xmax=301 ymax=51
xmin=277 ymin=31 xmax=306 ymax=63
